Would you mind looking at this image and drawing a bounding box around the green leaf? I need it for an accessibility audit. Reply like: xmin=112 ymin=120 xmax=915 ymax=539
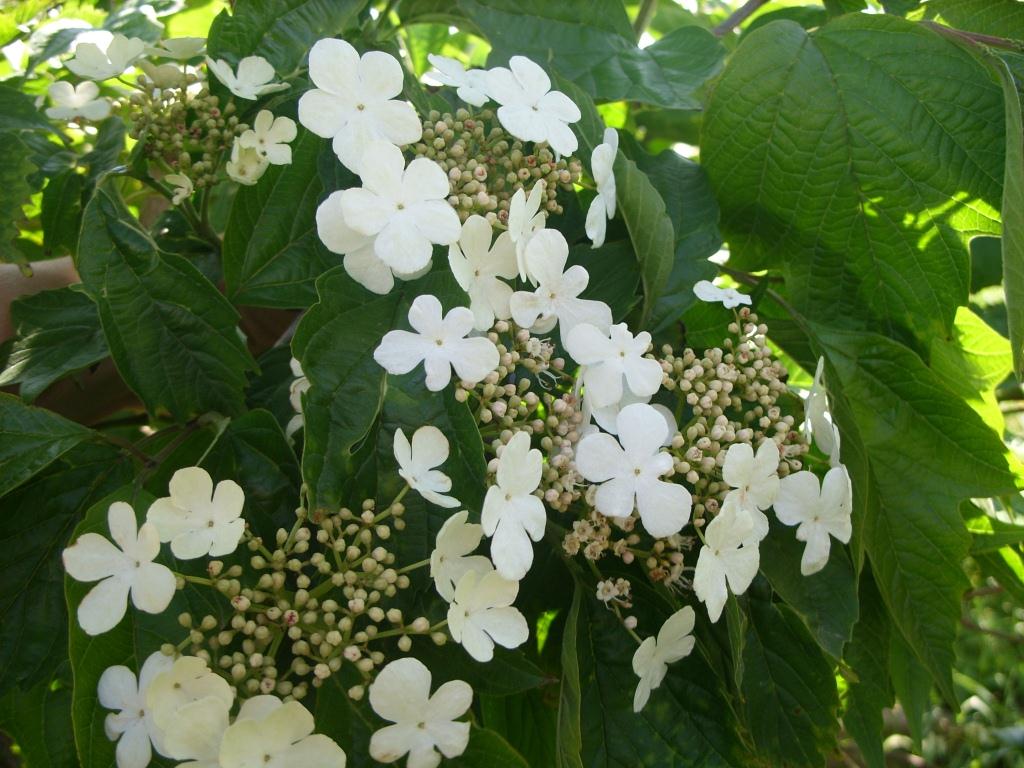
xmin=922 ymin=0 xmax=1024 ymax=39
xmin=412 ymin=644 xmax=547 ymax=696
xmin=76 ymin=181 xmax=256 ymax=421
xmin=963 ymin=501 xmax=1024 ymax=553
xmin=480 ymin=689 xmax=558 ymax=768
xmin=246 ymin=345 xmax=301 ymax=430
xmin=0 ymin=132 xmax=35 ymax=268
xmin=224 ymin=131 xmax=350 ymax=308
xmin=974 ymin=546 xmax=1024 ymax=603
xmin=0 ymin=393 xmax=92 ymax=497
xmin=739 ymin=597 xmax=840 ymax=767
xmin=0 ymin=444 xmax=130 ymax=695
xmin=0 ymin=83 xmax=60 ymax=135
xmin=815 ymin=326 xmax=1019 ymax=703
xmin=556 ymin=586 xmax=584 ymax=768
xmin=0 ymin=286 xmax=109 ymax=402
xmin=889 ymin=630 xmax=932 ymax=748
xmin=703 ymin=16 xmax=1005 ymax=343
xmin=993 ymin=58 xmax=1024 ymax=381
xmin=758 ymin=525 xmax=859 ymax=659
xmin=40 ymin=169 xmax=85 ymax=258
xmin=207 ymin=0 xmax=369 ymax=73
xmin=567 ymin=241 xmax=641 ymax=322
xmin=841 ymin=570 xmax=893 ymax=768
xmin=0 ymin=669 xmax=76 ymax=768
xmin=313 ymin=675 xmax=375 ymax=768
xmin=449 ymin=726 xmax=530 ymax=767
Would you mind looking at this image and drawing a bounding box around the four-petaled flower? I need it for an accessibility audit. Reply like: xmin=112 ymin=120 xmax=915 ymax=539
xmin=146 ymin=466 xmax=246 ymax=560
xmin=692 ymin=279 xmax=751 ymax=309
xmin=145 ymin=37 xmax=206 ymax=60
xmin=340 ymin=140 xmax=461 ymax=275
xmin=693 ymin=497 xmax=760 ymax=622
xmin=427 ymin=54 xmax=488 ymax=107
xmin=219 ymin=696 xmax=347 ymax=768
xmin=46 ymin=80 xmax=111 ymax=121
xmin=62 ymin=501 xmax=176 ymax=635
xmin=574 ymin=403 xmax=691 ymax=538
xmin=506 ymin=180 xmax=546 ymax=281
xmin=485 ymin=56 xmax=581 ymax=156
xmin=481 ymin=431 xmax=546 ymax=580
xmin=447 ymin=569 xmax=529 ymax=662
xmin=509 ymin=229 xmax=612 ymax=346
xmin=585 ymin=128 xmax=618 ymax=249
xmin=773 ymin=466 xmax=852 ymax=575
xmin=448 ymin=215 xmax=517 ymax=331
xmin=374 ymin=294 xmax=499 ymax=392
xmin=298 ymin=38 xmax=421 ymax=173
xmin=369 ymin=658 xmax=472 ymax=768
xmin=164 ymin=173 xmax=193 ymax=206
xmin=205 ymin=55 xmax=288 ymax=100
xmin=225 ymin=140 xmax=269 ymax=185
xmin=394 ymin=425 xmax=460 ymax=508
xmin=66 ymin=32 xmax=145 ymax=80
xmin=721 ymin=440 xmax=780 ymax=540
xmin=430 ymin=510 xmax=493 ymax=601
xmin=631 ymin=607 xmax=696 ymax=712
xmin=145 ymin=656 xmax=235 ymax=738
xmin=98 ymin=652 xmax=174 ymax=768
xmin=565 ymin=322 xmax=662 ymax=410
xmin=238 ymin=110 xmax=297 ymax=165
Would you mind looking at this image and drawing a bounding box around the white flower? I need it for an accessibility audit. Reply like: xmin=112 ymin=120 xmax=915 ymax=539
xmin=485 ymin=56 xmax=580 ymax=156
xmin=394 ymin=426 xmax=460 ymax=508
xmin=721 ymin=440 xmax=780 ymax=540
xmin=805 ymin=357 xmax=838 ymax=461
xmin=426 ymin=54 xmax=489 ymax=107
xmin=374 ymin=294 xmax=499 ymax=392
xmin=298 ymin=37 xmax=421 ymax=173
xmin=238 ymin=110 xmax=297 ymax=165
xmin=447 ymin=569 xmax=529 ymax=662
xmin=481 ymin=432 xmax=545 ymax=581
xmin=693 ymin=497 xmax=760 ymax=622
xmin=340 ymin=141 xmax=461 ymax=274
xmin=369 ymin=658 xmax=471 ymax=768
xmin=226 ymin=139 xmax=269 ymax=185
xmin=145 ymin=37 xmax=206 ymax=59
xmin=585 ymin=128 xmax=618 ymax=249
xmin=692 ymin=279 xmax=751 ymax=309
xmin=574 ymin=403 xmax=691 ymax=538
xmin=62 ymin=501 xmax=176 ymax=635
xmin=138 ymin=60 xmax=188 ymax=90
xmin=430 ymin=510 xmax=494 ymax=601
xmin=205 ymin=55 xmax=288 ymax=100
xmin=66 ymin=33 xmax=145 ymax=80
xmin=631 ymin=607 xmax=696 ymax=712
xmin=45 ymin=80 xmax=111 ymax=121
xmin=585 ymin=389 xmax=676 ymax=439
xmin=160 ymin=695 xmax=229 ymax=767
xmin=506 ymin=180 xmax=546 ymax=281
xmin=773 ymin=467 xmax=852 ymax=575
xmin=164 ymin=173 xmax=193 ymax=206
xmin=287 ymin=357 xmax=309 ymax=440
xmin=565 ymin=322 xmax=662 ymax=410
xmin=448 ymin=215 xmax=517 ymax=331
xmin=98 ymin=652 xmax=174 ymax=768
xmin=145 ymin=656 xmax=234 ymax=736
xmin=219 ymin=696 xmax=347 ymax=768
xmin=509 ymin=229 xmax=612 ymax=346
xmin=146 ymin=467 xmax=245 ymax=559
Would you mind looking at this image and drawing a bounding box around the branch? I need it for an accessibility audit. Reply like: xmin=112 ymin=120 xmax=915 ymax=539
xmin=633 ymin=0 xmax=658 ymax=39
xmin=714 ymin=0 xmax=770 ymax=37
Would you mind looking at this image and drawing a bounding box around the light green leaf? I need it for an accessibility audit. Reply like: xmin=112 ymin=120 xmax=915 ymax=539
xmin=76 ymin=181 xmax=257 ymax=421
xmin=0 ymin=393 xmax=92 ymax=497
xmin=963 ymin=500 xmax=1024 ymax=553
xmin=703 ymin=16 xmax=1005 ymax=343
xmin=0 ymin=286 xmax=108 ymax=402
xmin=921 ymin=0 xmax=1024 ymax=39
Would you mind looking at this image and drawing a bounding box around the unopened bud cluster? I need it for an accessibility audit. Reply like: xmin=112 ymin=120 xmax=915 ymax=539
xmin=411 ymin=108 xmax=581 ymax=222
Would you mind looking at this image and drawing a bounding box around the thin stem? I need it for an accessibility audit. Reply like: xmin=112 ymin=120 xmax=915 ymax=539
xmin=713 ymin=0 xmax=770 ymax=36
xmin=921 ymin=21 xmax=1024 ymax=52
xmin=633 ymin=0 xmax=658 ymax=39
xmin=93 ymin=432 xmax=153 ymax=466
xmin=396 ymin=558 xmax=430 ymax=575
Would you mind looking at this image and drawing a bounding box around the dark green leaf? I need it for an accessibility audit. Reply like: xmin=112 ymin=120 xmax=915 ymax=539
xmin=480 ymin=689 xmax=558 ymax=767
xmin=0 ymin=132 xmax=35 ymax=268
xmin=448 ymin=726 xmax=530 ymax=767
xmin=314 ymin=674 xmax=375 ymax=768
xmin=889 ymin=630 xmax=932 ymax=748
xmin=0 ymin=669 xmax=75 ymax=768
xmin=412 ymin=644 xmax=547 ymax=696
xmin=0 ymin=83 xmax=60 ymax=134
xmin=41 ymin=168 xmax=84 ymax=257
xmin=567 ymin=241 xmax=641 ymax=323
xmin=76 ymin=181 xmax=256 ymax=421
xmin=0 ymin=393 xmax=92 ymax=497
xmin=0 ymin=286 xmax=108 ymax=402
xmin=556 ymin=586 xmax=584 ymax=768
xmin=922 ymin=0 xmax=1024 ymax=39
xmin=246 ymin=345 xmax=300 ymax=431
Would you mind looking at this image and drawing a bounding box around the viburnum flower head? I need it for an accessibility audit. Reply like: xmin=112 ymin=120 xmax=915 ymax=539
xmin=238 ymin=110 xmax=297 ymax=165
xmin=146 ymin=466 xmax=245 ymax=560
xmin=693 ymin=279 xmax=751 ymax=309
xmin=805 ymin=357 xmax=838 ymax=461
xmin=340 ymin=140 xmax=461 ymax=275
xmin=585 ymin=128 xmax=618 ymax=249
xmin=298 ymin=37 xmax=421 ymax=173
xmin=98 ymin=651 xmax=174 ymax=768
xmin=219 ymin=695 xmax=347 ymax=768
xmin=632 ymin=607 xmax=696 ymax=712
xmin=430 ymin=510 xmax=493 ymax=601
xmin=693 ymin=496 xmax=760 ymax=622
xmin=426 ymin=54 xmax=488 ymax=107
xmin=773 ymin=466 xmax=853 ymax=575
xmin=145 ymin=37 xmax=206 ymax=59
xmin=506 ymin=180 xmax=546 ymax=281
xmin=485 ymin=55 xmax=581 ymax=156
xmin=62 ymin=501 xmax=176 ymax=635
xmin=574 ymin=402 xmax=691 ymax=538
xmin=447 ymin=569 xmax=529 ymax=662
xmin=565 ymin=322 xmax=662 ymax=410
xmin=374 ymin=294 xmax=499 ymax=392
xmin=394 ymin=425 xmax=460 ymax=508
xmin=509 ymin=229 xmax=613 ymax=346
xmin=66 ymin=32 xmax=145 ymax=80
xmin=45 ymin=80 xmax=111 ymax=121
xmin=481 ymin=431 xmax=545 ymax=580
xmin=448 ymin=215 xmax=517 ymax=331
xmin=722 ymin=440 xmax=780 ymax=540
xmin=369 ymin=658 xmax=472 ymax=768
xmin=205 ymin=55 xmax=288 ymax=100
xmin=226 ymin=139 xmax=269 ymax=186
